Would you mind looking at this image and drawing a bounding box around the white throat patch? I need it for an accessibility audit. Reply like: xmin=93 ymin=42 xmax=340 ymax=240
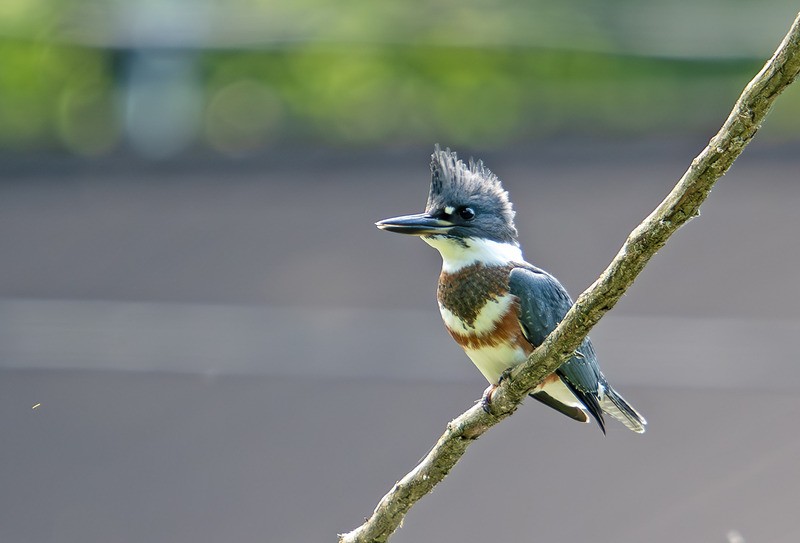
xmin=423 ymin=236 xmax=523 ymax=273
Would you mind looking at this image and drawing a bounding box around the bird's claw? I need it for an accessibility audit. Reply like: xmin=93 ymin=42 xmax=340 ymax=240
xmin=481 ymin=368 xmax=514 ymax=414
xmin=498 ymin=367 xmax=514 ymax=383
xmin=481 ymin=384 xmax=498 ymax=414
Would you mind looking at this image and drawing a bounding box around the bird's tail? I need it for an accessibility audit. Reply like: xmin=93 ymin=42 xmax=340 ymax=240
xmin=600 ymin=387 xmax=647 ymax=433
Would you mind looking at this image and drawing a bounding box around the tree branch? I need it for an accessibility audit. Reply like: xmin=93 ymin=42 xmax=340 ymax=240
xmin=339 ymin=12 xmax=800 ymax=543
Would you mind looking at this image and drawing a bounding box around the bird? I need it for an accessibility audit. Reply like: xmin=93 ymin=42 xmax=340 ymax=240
xmin=375 ymin=145 xmax=646 ymax=434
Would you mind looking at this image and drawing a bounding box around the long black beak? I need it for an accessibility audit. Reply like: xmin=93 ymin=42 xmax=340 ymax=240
xmin=375 ymin=213 xmax=454 ymax=235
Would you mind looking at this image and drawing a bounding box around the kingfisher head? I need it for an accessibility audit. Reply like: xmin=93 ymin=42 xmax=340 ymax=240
xmin=377 ymin=145 xmax=521 ymax=269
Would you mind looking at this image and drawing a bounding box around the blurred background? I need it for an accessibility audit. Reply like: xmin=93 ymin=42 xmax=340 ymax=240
xmin=1 ymin=1 xmax=800 ymax=542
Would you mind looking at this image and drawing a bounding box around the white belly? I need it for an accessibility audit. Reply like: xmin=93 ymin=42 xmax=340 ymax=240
xmin=464 ymin=343 xmax=528 ymax=384
xmin=437 ymin=293 xmax=526 ymax=383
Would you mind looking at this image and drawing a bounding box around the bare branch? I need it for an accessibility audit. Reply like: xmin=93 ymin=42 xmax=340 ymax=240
xmin=340 ymin=12 xmax=800 ymax=543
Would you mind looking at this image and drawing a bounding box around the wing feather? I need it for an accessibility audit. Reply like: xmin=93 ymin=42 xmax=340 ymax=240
xmin=509 ymin=266 xmax=606 ymax=431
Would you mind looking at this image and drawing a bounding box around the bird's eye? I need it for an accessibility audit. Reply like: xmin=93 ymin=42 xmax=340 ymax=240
xmin=458 ymin=207 xmax=476 ymax=221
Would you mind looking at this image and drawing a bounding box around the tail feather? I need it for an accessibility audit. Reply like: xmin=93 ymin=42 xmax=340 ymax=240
xmin=600 ymin=387 xmax=647 ymax=434
xmin=562 ymin=379 xmax=607 ymax=435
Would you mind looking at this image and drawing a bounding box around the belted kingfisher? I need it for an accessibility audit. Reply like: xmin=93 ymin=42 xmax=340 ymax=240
xmin=376 ymin=146 xmax=646 ymax=433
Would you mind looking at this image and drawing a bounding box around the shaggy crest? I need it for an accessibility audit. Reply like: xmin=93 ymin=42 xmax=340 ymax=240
xmin=427 ymin=145 xmax=517 ymax=241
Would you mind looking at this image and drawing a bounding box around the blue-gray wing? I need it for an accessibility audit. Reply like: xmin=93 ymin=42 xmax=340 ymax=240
xmin=509 ymin=266 xmax=573 ymax=347
xmin=509 ymin=266 xmax=606 ymax=429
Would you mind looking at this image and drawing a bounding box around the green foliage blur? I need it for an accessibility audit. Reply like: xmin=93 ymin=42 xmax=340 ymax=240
xmin=1 ymin=0 xmax=799 ymax=155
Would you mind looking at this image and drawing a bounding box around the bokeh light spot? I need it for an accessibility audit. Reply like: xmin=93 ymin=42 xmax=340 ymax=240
xmin=204 ymin=79 xmax=284 ymax=155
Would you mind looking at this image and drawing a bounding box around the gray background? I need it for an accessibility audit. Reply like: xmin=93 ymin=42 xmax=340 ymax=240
xmin=1 ymin=138 xmax=799 ymax=542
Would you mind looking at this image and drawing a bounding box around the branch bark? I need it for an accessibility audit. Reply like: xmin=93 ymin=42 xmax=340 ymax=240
xmin=340 ymin=13 xmax=800 ymax=543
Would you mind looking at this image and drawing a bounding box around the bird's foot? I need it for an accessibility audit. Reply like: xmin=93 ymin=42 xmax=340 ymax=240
xmin=480 ymin=368 xmax=514 ymax=414
xmin=481 ymin=384 xmax=498 ymax=414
